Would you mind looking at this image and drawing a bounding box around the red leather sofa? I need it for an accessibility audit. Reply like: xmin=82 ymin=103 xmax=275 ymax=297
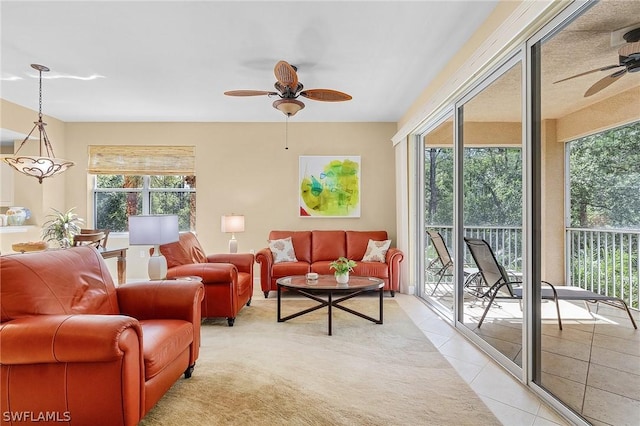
xmin=0 ymin=246 xmax=204 ymax=426
xmin=256 ymin=230 xmax=403 ymax=298
xmin=159 ymin=232 xmax=254 ymax=326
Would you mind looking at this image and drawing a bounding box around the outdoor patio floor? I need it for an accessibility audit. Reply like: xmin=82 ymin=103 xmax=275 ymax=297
xmin=425 ymin=282 xmax=640 ymax=425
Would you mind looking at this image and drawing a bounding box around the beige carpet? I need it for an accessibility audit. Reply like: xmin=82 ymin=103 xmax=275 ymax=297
xmin=140 ymin=296 xmax=500 ymax=425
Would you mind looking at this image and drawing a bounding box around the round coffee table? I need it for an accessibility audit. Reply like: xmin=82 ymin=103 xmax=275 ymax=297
xmin=276 ymin=275 xmax=384 ymax=335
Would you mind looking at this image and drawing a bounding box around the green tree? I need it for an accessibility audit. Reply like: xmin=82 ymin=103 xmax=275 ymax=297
xmin=570 ymin=121 xmax=640 ymax=229
xmin=95 ymin=175 xmax=195 ymax=232
xmin=425 ymin=148 xmax=454 ymax=226
xmin=425 ymin=147 xmax=522 ymax=227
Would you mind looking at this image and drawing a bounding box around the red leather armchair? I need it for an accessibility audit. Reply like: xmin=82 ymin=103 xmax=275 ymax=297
xmin=0 ymin=246 xmax=204 ymax=426
xmin=159 ymin=232 xmax=254 ymax=326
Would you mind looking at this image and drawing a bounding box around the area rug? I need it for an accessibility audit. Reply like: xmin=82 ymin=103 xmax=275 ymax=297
xmin=140 ymin=297 xmax=500 ymax=425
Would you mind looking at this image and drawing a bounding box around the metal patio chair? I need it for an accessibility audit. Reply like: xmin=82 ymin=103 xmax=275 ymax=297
xmin=426 ymin=230 xmax=480 ymax=296
xmin=464 ymin=237 xmax=637 ymax=330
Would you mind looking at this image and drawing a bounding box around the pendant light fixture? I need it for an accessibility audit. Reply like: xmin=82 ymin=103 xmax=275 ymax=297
xmin=3 ymin=64 xmax=74 ymax=183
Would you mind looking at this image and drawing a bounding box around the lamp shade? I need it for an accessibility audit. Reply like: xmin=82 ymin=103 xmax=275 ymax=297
xmin=129 ymin=215 xmax=179 ymax=245
xmin=221 ymin=215 xmax=245 ymax=234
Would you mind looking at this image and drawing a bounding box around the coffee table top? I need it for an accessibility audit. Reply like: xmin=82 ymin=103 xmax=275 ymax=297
xmin=277 ymin=275 xmax=383 ymax=291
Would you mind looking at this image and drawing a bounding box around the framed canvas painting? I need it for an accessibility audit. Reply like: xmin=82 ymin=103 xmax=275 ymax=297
xmin=299 ymin=155 xmax=361 ymax=218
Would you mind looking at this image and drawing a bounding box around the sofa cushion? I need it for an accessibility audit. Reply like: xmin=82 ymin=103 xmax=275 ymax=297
xmin=272 ymin=261 xmax=311 ymax=278
xmin=311 ymin=230 xmax=346 ymax=262
xmin=353 ymin=261 xmax=390 ymax=279
xmin=140 ymin=319 xmax=193 ymax=380
xmin=269 ymin=237 xmax=298 ymax=263
xmin=310 ymin=261 xmax=334 ymax=275
xmin=362 ymin=239 xmax=392 ymax=262
xmin=346 ymin=231 xmax=389 ymax=260
xmin=269 ymin=231 xmax=312 ymax=263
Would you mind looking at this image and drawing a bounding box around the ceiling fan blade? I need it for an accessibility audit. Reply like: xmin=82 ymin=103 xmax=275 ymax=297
xmin=224 ymin=90 xmax=277 ymax=97
xmin=274 ymin=61 xmax=298 ymax=90
xmin=553 ymin=64 xmax=622 ymax=84
xmin=584 ymin=69 xmax=627 ymax=97
xmin=300 ymin=89 xmax=352 ymax=102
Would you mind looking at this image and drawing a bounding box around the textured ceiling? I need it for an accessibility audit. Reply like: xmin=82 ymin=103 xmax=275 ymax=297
xmin=467 ymin=0 xmax=640 ymax=122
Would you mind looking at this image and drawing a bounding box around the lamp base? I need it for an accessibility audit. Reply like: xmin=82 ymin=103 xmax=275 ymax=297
xmin=229 ymin=238 xmax=238 ymax=254
xmin=148 ymin=247 xmax=168 ymax=280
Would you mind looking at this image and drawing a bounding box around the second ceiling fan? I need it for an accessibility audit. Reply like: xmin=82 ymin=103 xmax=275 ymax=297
xmin=224 ymin=60 xmax=352 ymax=116
xmin=554 ymin=27 xmax=640 ymax=97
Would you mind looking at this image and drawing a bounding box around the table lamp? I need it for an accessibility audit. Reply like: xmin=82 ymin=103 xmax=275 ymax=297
xmin=129 ymin=215 xmax=179 ymax=280
xmin=221 ymin=214 xmax=244 ymax=253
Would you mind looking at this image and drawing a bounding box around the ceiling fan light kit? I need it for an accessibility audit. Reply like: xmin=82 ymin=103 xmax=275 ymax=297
xmin=224 ymin=60 xmax=352 ymax=117
xmin=273 ymin=99 xmax=305 ymax=116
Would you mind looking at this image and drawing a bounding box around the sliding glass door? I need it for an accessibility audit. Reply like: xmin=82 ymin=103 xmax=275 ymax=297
xmin=531 ymin=1 xmax=640 ymax=423
xmin=457 ymin=58 xmax=525 ymax=370
xmin=416 ymin=1 xmax=639 ymax=422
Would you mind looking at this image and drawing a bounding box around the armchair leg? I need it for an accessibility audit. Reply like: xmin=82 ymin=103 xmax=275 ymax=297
xmin=184 ymin=363 xmax=195 ymax=379
xmin=246 ymin=298 xmax=252 ymax=306
xmin=264 ymin=291 xmax=270 ymax=298
xmin=390 ymin=290 xmax=395 ymax=297
xmin=227 ymin=317 xmax=235 ymax=327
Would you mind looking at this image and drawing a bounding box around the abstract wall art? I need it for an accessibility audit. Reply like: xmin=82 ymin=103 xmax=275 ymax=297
xmin=299 ymin=155 xmax=361 ymax=218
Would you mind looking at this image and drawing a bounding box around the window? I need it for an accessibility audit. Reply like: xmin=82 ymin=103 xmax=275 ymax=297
xmin=94 ymin=175 xmax=196 ymax=232
xmin=87 ymin=145 xmax=196 ymax=233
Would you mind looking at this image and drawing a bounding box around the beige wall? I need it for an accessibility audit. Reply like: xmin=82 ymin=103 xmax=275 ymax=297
xmin=540 ymin=118 xmax=565 ymax=283
xmin=2 ymin=105 xmax=398 ymax=279
xmin=556 ymin=86 xmax=640 ymax=143
xmin=61 ymin=121 xmax=397 ymax=279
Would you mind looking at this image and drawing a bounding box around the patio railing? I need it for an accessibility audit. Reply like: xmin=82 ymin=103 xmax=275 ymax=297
xmin=567 ymin=228 xmax=639 ymax=310
xmin=426 ymin=226 xmax=640 ymax=310
xmin=426 ymin=226 xmax=523 ymax=271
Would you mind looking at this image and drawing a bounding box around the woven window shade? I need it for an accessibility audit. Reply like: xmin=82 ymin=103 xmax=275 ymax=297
xmin=88 ymin=145 xmax=195 ymax=175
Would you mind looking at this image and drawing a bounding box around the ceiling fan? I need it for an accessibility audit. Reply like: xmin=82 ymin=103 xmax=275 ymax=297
xmin=554 ymin=27 xmax=640 ymax=97
xmin=224 ymin=60 xmax=352 ymax=116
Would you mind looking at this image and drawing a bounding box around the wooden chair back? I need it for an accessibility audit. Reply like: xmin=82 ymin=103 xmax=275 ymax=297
xmin=73 ymin=229 xmax=110 ymax=249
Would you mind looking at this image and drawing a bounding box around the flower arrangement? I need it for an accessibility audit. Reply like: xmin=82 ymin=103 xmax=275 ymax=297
xmin=329 ymin=257 xmax=357 ymax=275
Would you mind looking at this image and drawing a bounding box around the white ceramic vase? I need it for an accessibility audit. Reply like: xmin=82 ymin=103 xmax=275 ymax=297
xmin=6 ymin=207 xmax=26 ymax=226
xmin=335 ymin=272 xmax=349 ymax=284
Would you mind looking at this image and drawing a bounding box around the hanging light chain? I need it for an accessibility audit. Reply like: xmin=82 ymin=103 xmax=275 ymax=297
xmin=38 ymin=66 xmax=43 ymax=120
xmin=285 ymin=114 xmax=289 ymax=150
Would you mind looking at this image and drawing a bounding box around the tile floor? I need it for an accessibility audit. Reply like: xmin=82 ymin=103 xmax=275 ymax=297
xmin=426 ymin=282 xmax=640 ymax=425
xmin=394 ymin=293 xmax=573 ymax=426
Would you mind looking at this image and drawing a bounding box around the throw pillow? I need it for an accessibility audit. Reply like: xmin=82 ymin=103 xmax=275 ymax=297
xmin=362 ymin=239 xmax=391 ymax=262
xmin=269 ymin=237 xmax=298 ymax=264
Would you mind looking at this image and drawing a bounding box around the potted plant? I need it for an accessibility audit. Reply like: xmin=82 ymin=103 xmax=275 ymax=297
xmin=42 ymin=207 xmax=85 ymax=248
xmin=329 ymin=256 xmax=357 ymax=284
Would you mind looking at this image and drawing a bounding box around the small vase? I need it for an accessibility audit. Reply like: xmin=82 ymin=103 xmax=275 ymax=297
xmin=335 ymin=272 xmax=349 ymax=284
xmin=6 ymin=207 xmax=26 ymax=226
